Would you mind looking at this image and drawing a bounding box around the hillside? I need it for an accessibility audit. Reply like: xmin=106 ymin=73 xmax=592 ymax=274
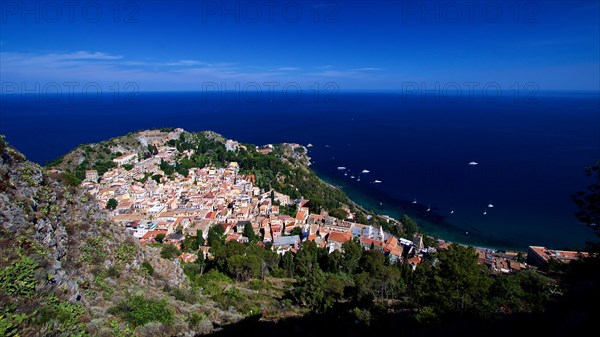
xmin=0 ymin=135 xmax=264 ymax=336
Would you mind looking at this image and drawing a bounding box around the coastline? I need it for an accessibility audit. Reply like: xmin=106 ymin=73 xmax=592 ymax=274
xmin=313 ymin=168 xmax=525 ymax=253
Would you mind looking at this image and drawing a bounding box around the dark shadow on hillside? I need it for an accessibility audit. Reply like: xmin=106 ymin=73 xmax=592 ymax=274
xmin=204 ymin=307 xmax=596 ymax=337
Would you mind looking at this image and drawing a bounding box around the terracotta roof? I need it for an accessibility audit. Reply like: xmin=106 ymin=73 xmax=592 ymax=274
xmin=407 ymin=256 xmax=422 ymax=265
xmin=295 ymin=211 xmax=306 ymax=221
xmin=328 ymin=231 xmax=352 ymax=243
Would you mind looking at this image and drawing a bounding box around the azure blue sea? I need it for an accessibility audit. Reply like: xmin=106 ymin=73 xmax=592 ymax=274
xmin=1 ymin=91 xmax=598 ymax=250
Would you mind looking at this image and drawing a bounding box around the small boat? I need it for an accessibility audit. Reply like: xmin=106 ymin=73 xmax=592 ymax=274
xmin=426 ymin=205 xmax=431 ymax=212
xmin=351 ymin=176 xmax=355 ymax=179
xmin=344 ymin=172 xmax=348 ymax=176
xmin=307 ymin=143 xmax=313 ymax=148
xmin=337 ymin=166 xmax=346 ymax=170
xmin=362 ymin=169 xmax=370 ymax=174
xmin=468 ymin=161 xmax=479 ymax=166
xmin=357 ymin=178 xmax=361 ymax=182
xmin=483 ymin=210 xmax=487 ymax=215
xmin=466 ymin=231 xmax=469 ymax=235
xmin=487 ymin=201 xmax=494 ymax=208
xmin=450 ymin=209 xmax=454 ymax=214
xmin=379 ymin=202 xmax=383 ymax=206
xmin=412 ymin=198 xmax=417 ymax=204
xmin=373 ymin=180 xmax=382 ymax=184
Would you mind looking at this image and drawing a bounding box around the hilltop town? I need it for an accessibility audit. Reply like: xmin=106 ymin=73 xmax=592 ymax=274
xmin=76 ymin=128 xmax=584 ymax=272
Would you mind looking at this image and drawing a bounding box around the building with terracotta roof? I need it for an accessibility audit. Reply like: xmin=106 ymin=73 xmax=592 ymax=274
xmin=527 ymin=246 xmax=588 ymax=267
xmin=326 ymin=231 xmax=353 ymax=253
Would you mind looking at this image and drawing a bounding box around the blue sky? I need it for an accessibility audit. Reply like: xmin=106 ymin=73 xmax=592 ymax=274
xmin=1 ymin=0 xmax=599 ymax=91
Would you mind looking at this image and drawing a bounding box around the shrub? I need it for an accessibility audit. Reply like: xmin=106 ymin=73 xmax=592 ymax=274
xmin=0 ymin=256 xmax=38 ymax=297
xmin=187 ymin=311 xmax=207 ymax=329
xmin=196 ymin=270 xmax=231 ymax=295
xmin=107 ymin=266 xmax=120 ymax=278
xmin=141 ymin=261 xmax=154 ymax=276
xmin=110 ymin=295 xmax=173 ymax=327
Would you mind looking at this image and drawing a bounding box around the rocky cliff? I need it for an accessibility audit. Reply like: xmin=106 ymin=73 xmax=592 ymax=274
xmin=0 ymin=136 xmax=221 ymax=336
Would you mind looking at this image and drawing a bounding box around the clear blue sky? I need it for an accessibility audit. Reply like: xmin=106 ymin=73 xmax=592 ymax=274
xmin=1 ymin=0 xmax=599 ymax=91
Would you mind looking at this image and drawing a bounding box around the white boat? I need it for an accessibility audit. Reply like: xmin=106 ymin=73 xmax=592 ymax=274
xmin=337 ymin=166 xmax=346 ymax=170
xmin=357 ymin=178 xmax=361 ymax=182
xmin=483 ymin=210 xmax=487 ymax=215
xmin=362 ymin=169 xmax=370 ymax=174
xmin=373 ymin=180 xmax=382 ymax=184
xmin=412 ymin=198 xmax=417 ymax=204
xmin=351 ymin=176 xmax=355 ymax=179
xmin=468 ymin=161 xmax=478 ymax=166
xmin=488 ymin=201 xmax=494 ymax=208
xmin=426 ymin=205 xmax=431 ymax=212
xmin=344 ymin=172 xmax=348 ymax=176
xmin=450 ymin=209 xmax=454 ymax=214
xmin=307 ymin=143 xmax=313 ymax=148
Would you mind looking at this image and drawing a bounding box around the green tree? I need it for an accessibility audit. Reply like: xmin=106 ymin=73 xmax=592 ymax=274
xmin=341 ymin=239 xmax=362 ymax=274
xmin=160 ymin=244 xmax=180 ymax=259
xmin=243 ymin=222 xmax=258 ymax=242
xmin=295 ymin=241 xmax=318 ymax=277
xmin=154 ymin=233 xmax=165 ymax=244
xmin=106 ymin=198 xmax=118 ymax=210
xmin=197 ymin=252 xmax=207 ymax=276
xmin=329 ymin=208 xmax=349 ymax=220
xmin=226 ymin=255 xmax=262 ymax=281
xmin=297 ymin=267 xmax=327 ymax=313
xmin=160 ymin=159 xmax=175 ymax=176
xmin=290 ymin=227 xmax=303 ymax=238
xmin=572 ymin=160 xmax=600 ymax=237
xmin=411 ymin=244 xmax=493 ymax=316
xmin=401 ymin=215 xmax=419 ymax=238
xmin=280 ymin=251 xmax=295 ymax=277
xmin=207 ymin=225 xmax=225 ymax=247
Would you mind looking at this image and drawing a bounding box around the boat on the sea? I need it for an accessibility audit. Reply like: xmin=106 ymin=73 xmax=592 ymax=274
xmin=337 ymin=166 xmax=346 ymax=170
xmin=426 ymin=205 xmax=431 ymax=212
xmin=351 ymin=176 xmax=355 ymax=179
xmin=483 ymin=210 xmax=487 ymax=215
xmin=357 ymin=178 xmax=361 ymax=182
xmin=344 ymin=172 xmax=348 ymax=176
xmin=468 ymin=161 xmax=478 ymax=166
xmin=412 ymin=198 xmax=417 ymax=204
xmin=373 ymin=180 xmax=382 ymax=184
xmin=488 ymin=201 xmax=494 ymax=208
xmin=307 ymin=143 xmax=313 ymax=148
xmin=450 ymin=209 xmax=454 ymax=214
xmin=362 ymin=169 xmax=370 ymax=174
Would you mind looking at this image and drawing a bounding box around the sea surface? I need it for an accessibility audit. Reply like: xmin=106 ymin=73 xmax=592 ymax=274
xmin=1 ymin=91 xmax=598 ymax=250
